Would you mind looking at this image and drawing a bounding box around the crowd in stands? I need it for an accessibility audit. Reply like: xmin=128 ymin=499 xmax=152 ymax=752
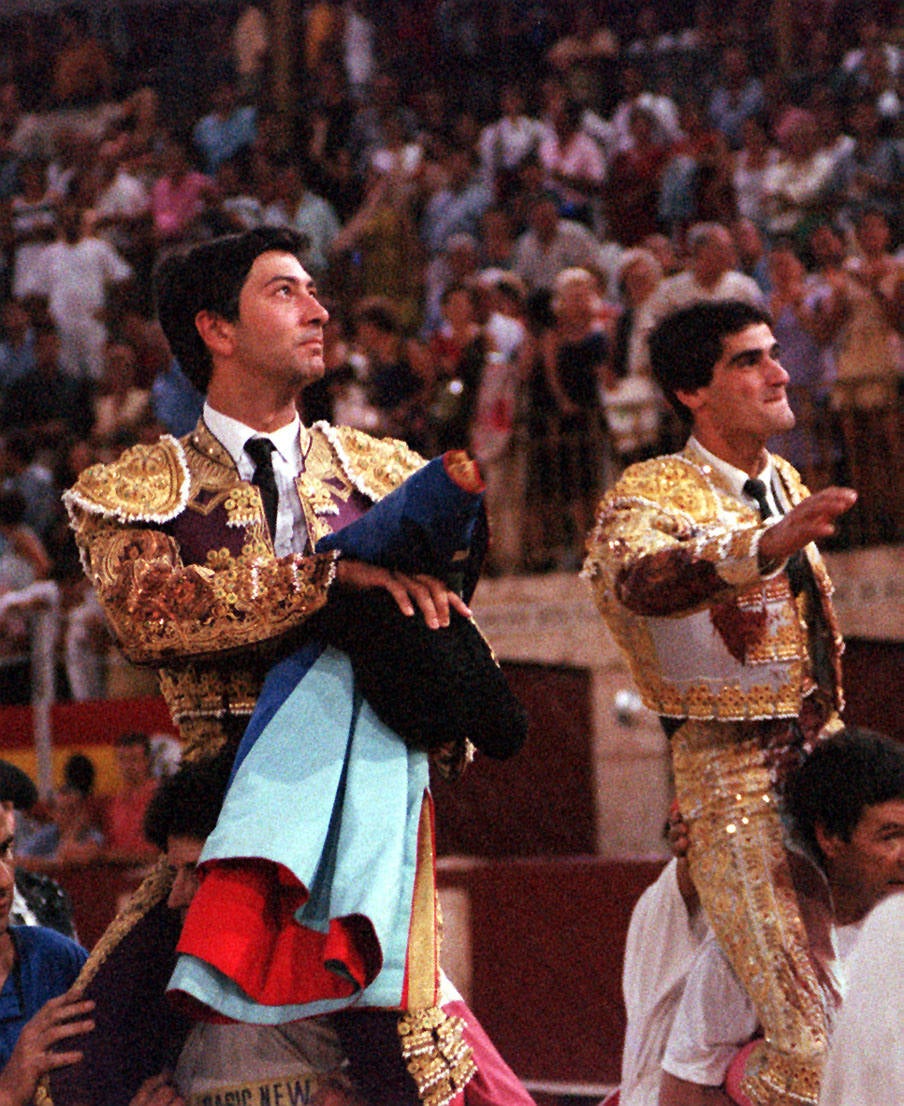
xmin=0 ymin=0 xmax=901 ymax=701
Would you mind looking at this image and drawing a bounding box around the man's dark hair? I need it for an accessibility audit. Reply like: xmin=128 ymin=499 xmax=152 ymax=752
xmin=648 ymin=300 xmax=773 ymax=425
xmin=143 ymin=750 xmax=233 ymax=850
xmin=2 ymin=429 xmax=37 ymax=466
xmin=0 ymin=489 xmax=27 ymax=526
xmin=353 ymin=296 xmax=402 ymax=336
xmin=63 ymin=753 xmax=96 ymax=797
xmin=785 ymin=727 xmax=904 ymax=864
xmin=153 ymin=226 xmax=308 ymax=393
xmin=116 ymin=730 xmax=151 ymax=755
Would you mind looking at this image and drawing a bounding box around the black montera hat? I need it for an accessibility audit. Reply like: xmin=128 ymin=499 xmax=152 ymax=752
xmin=314 ymin=589 xmax=528 ymax=760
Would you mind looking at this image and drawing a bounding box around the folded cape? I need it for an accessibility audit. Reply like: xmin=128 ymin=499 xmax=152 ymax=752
xmin=314 ymin=451 xmax=527 ymax=759
xmin=168 ymin=450 xmax=526 ymax=1024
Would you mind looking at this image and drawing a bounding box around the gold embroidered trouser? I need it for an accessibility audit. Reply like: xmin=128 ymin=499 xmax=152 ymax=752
xmin=671 ymin=719 xmax=837 ymax=1106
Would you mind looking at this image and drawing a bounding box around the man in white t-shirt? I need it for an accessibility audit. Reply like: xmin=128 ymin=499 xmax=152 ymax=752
xmin=658 ymin=728 xmax=904 ymax=1106
xmin=635 ymin=223 xmax=764 ymax=373
xmin=620 ymin=842 xmax=707 ymax=1106
xmin=25 ymin=201 xmax=132 ymax=381
xmin=818 ymin=892 xmax=904 ymax=1106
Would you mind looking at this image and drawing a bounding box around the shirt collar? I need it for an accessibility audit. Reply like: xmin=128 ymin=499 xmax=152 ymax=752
xmin=689 ymin=435 xmax=775 ymax=503
xmin=203 ymin=402 xmax=306 ymax=471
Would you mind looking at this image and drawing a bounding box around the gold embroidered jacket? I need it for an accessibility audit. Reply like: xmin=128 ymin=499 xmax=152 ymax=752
xmin=65 ymin=419 xmax=424 ymax=759
xmin=582 ymin=442 xmax=844 ymax=722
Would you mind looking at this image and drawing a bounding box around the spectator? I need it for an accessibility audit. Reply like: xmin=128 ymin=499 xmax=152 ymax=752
xmin=0 ymin=430 xmax=59 ymax=545
xmin=231 ymin=3 xmax=269 ymax=100
xmin=827 ymin=95 xmax=902 ymax=230
xmin=342 ymin=0 xmax=377 ymax=102
xmin=149 ymin=138 xmax=215 ymax=248
xmin=760 ymin=107 xmax=836 ymax=242
xmin=546 ymin=7 xmax=619 ymax=108
xmin=425 ymin=282 xmax=488 ymax=452
xmin=469 ymin=349 xmax=525 ymax=577
xmin=732 ymin=113 xmax=780 ymax=229
xmin=840 ymin=12 xmax=901 ymax=88
xmin=765 ymin=242 xmax=834 ymax=475
xmin=731 ymin=215 xmax=771 ymax=295
xmin=262 ymin=158 xmax=341 ymax=284
xmin=609 ymin=247 xmax=664 ymax=381
xmin=605 ymin=106 xmax=671 ymax=247
xmin=658 ymin=99 xmax=736 ymax=235
xmin=422 ymin=230 xmax=481 ymax=337
xmin=477 ymin=83 xmax=546 ymax=200
xmin=367 ymin=109 xmax=424 ymax=185
xmin=347 ymin=70 xmax=418 ymax=179
xmin=420 ymin=142 xmax=493 ymax=259
xmin=192 ymin=77 xmax=257 ymax=176
xmin=539 ymin=96 xmax=606 ymax=226
xmin=329 ymin=167 xmax=424 ymax=332
xmin=26 ymin=202 xmax=132 ymax=382
xmin=707 ymin=45 xmax=765 ymax=151
xmin=303 ymin=59 xmax=358 ymax=216
xmin=540 ymin=267 xmax=612 ymax=559
xmin=91 ymin=340 xmax=151 ymax=448
xmin=0 ymin=300 xmax=36 ymax=392
xmin=50 ymin=6 xmax=114 ymax=108
xmin=829 ymin=207 xmax=904 ymax=411
xmin=352 ymin=296 xmax=432 ymax=451
xmin=477 ymin=206 xmax=517 ymax=272
xmin=150 ymin=358 xmax=205 ymax=438
xmin=637 ymin=221 xmax=765 ymax=366
xmin=103 ymin=732 xmax=158 ymax=863
xmin=89 ymin=138 xmax=152 ymax=261
xmin=512 ymin=190 xmax=607 ymax=292
xmin=0 ymin=488 xmax=53 ymax=706
xmin=207 ymin=149 xmax=265 ymax=234
xmin=20 ymin=763 xmax=105 ymax=867
xmin=610 ymin=63 xmax=681 ymax=155
xmin=7 ymin=156 xmax=58 ymax=303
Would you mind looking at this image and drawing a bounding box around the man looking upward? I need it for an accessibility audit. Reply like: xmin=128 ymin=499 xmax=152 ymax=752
xmin=583 ymin=300 xmax=856 ymax=1106
xmin=64 ymin=227 xmax=482 ymax=1104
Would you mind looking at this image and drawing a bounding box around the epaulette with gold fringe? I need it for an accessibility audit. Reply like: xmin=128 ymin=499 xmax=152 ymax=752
xmin=63 ymin=436 xmax=191 ymax=526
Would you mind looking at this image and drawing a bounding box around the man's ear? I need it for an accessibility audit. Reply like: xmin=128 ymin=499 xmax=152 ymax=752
xmin=675 ymin=386 xmax=705 ymax=414
xmin=194 ymin=310 xmax=235 ymax=358
xmin=814 ymin=821 xmax=842 ymax=860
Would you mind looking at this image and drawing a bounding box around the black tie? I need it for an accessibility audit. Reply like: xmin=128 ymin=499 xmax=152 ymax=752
xmin=744 ymin=476 xmax=809 ymax=596
xmin=245 ymin=437 xmax=279 ymax=539
xmin=743 ymin=477 xmax=773 ymax=520
xmin=744 ymin=476 xmax=834 ymax=699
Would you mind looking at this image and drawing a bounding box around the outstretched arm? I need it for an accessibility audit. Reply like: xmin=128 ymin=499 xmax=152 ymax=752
xmin=757 ymin=486 xmax=857 ymax=566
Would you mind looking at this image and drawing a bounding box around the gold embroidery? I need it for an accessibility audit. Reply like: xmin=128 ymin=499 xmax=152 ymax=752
xmin=582 ymin=445 xmax=843 ymax=722
xmin=398 ymin=1007 xmax=477 ymax=1106
xmin=63 ymin=436 xmax=190 ymax=524
xmin=223 ymin=485 xmax=260 ymax=527
xmin=742 ymin=1039 xmax=824 ymax=1106
xmin=673 ymin=721 xmax=835 ymax=1106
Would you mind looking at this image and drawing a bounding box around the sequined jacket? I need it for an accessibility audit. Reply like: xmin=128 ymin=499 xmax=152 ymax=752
xmin=583 ymin=442 xmax=843 ymax=722
xmin=64 ymin=419 xmax=424 ymax=760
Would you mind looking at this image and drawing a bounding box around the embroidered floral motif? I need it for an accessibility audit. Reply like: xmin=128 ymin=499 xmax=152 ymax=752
xmin=224 ymin=486 xmax=260 ymax=527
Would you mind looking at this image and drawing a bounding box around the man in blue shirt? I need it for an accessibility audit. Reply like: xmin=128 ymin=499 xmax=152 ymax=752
xmin=0 ymin=766 xmax=93 ymax=1095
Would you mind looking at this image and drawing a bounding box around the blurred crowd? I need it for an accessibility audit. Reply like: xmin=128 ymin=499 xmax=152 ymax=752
xmin=0 ymin=0 xmax=901 ymax=702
